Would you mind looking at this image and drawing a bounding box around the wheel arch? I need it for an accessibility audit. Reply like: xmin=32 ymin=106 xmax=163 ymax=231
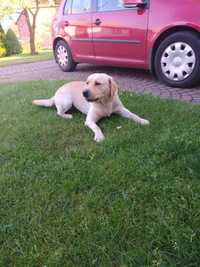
xmin=149 ymin=26 xmax=200 ymax=75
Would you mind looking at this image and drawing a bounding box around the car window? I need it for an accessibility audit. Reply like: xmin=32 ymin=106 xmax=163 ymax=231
xmin=97 ymin=0 xmax=125 ymax=11
xmin=71 ymin=0 xmax=91 ymax=14
xmin=64 ymin=0 xmax=72 ymax=15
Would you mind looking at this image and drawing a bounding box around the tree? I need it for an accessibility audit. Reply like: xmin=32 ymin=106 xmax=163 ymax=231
xmin=5 ymin=28 xmax=22 ymax=56
xmin=0 ymin=24 xmax=6 ymax=57
xmin=23 ymin=0 xmax=40 ymax=55
xmin=0 ymin=0 xmax=47 ymax=55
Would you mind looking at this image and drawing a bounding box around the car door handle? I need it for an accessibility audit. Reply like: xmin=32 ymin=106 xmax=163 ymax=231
xmin=64 ymin=21 xmax=69 ymax=26
xmin=94 ymin=18 xmax=102 ymax=26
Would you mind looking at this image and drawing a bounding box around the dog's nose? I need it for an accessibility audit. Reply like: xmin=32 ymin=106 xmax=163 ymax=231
xmin=83 ymin=90 xmax=90 ymax=98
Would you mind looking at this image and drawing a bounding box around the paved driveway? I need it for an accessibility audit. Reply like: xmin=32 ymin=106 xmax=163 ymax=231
xmin=0 ymin=60 xmax=200 ymax=103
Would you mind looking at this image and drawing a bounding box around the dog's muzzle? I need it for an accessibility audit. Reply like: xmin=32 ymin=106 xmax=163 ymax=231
xmin=83 ymin=90 xmax=99 ymax=102
xmin=83 ymin=90 xmax=90 ymax=98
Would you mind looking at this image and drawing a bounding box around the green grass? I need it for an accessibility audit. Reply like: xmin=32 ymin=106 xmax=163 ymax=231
xmin=0 ymin=50 xmax=53 ymax=67
xmin=0 ymin=80 xmax=200 ymax=267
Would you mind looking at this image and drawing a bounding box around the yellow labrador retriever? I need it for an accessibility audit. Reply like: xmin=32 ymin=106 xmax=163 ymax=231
xmin=32 ymin=73 xmax=149 ymax=142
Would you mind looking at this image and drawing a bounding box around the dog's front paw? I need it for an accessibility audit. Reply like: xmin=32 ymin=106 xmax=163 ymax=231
xmin=94 ymin=132 xmax=105 ymax=142
xmin=140 ymin=119 xmax=150 ymax=125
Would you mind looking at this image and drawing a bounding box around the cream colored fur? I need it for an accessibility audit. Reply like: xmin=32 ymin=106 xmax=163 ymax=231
xmin=32 ymin=73 xmax=149 ymax=142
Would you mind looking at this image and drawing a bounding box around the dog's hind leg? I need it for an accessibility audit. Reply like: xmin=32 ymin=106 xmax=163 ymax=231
xmin=57 ymin=109 xmax=73 ymax=119
xmin=55 ymin=97 xmax=73 ymax=119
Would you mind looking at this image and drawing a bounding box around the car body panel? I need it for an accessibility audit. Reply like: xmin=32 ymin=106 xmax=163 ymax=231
xmin=92 ymin=8 xmax=149 ymax=68
xmin=62 ymin=12 xmax=95 ymax=63
xmin=52 ymin=0 xmax=200 ymax=70
xmin=148 ymin=0 xmax=200 ymax=52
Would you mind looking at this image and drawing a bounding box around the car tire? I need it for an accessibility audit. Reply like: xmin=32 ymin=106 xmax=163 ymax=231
xmin=54 ymin=40 xmax=77 ymax=72
xmin=154 ymin=31 xmax=200 ymax=88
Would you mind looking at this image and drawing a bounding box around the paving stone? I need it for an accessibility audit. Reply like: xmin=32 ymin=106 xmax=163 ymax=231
xmin=0 ymin=60 xmax=200 ymax=104
xmin=180 ymin=95 xmax=193 ymax=101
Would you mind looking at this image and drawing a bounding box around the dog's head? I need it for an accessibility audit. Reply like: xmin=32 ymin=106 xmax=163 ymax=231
xmin=83 ymin=73 xmax=118 ymax=103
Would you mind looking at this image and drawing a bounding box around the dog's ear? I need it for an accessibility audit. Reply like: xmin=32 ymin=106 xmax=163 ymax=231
xmin=109 ymin=78 xmax=118 ymax=98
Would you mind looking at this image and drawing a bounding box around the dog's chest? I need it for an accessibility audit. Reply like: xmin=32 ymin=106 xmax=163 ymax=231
xmin=107 ymin=107 xmax=113 ymax=117
xmin=103 ymin=104 xmax=113 ymax=117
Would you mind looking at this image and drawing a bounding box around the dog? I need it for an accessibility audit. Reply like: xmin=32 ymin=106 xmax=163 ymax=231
xmin=32 ymin=73 xmax=149 ymax=142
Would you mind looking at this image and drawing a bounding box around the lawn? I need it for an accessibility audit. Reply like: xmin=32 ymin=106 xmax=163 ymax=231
xmin=0 ymin=81 xmax=200 ymax=267
xmin=0 ymin=50 xmax=53 ymax=67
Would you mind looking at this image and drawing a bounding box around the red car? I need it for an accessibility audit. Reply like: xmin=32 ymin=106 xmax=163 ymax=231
xmin=52 ymin=0 xmax=200 ymax=88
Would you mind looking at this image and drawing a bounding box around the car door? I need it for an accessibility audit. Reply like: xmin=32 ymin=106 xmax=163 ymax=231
xmin=62 ymin=0 xmax=95 ymax=62
xmin=92 ymin=0 xmax=149 ymax=68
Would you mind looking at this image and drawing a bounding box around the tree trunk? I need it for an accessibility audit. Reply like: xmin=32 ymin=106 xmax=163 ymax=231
xmin=30 ymin=33 xmax=37 ymax=55
xmin=24 ymin=7 xmax=39 ymax=55
xmin=30 ymin=14 xmax=38 ymax=55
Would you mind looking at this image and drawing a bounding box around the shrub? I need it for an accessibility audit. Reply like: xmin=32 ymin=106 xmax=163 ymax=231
xmin=5 ymin=29 xmax=22 ymax=56
xmin=0 ymin=24 xmax=6 ymax=57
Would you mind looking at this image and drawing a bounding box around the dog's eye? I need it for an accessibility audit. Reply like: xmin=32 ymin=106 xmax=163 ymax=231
xmin=86 ymin=81 xmax=89 ymax=85
xmin=95 ymin=82 xmax=101 ymax=86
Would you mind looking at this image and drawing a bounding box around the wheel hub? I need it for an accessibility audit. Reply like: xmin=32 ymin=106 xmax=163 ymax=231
xmin=56 ymin=45 xmax=68 ymax=66
xmin=161 ymin=42 xmax=196 ymax=81
xmin=173 ymin=56 xmax=182 ymax=67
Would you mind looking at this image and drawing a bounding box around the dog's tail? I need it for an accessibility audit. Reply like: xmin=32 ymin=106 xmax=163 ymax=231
xmin=32 ymin=97 xmax=54 ymax=107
